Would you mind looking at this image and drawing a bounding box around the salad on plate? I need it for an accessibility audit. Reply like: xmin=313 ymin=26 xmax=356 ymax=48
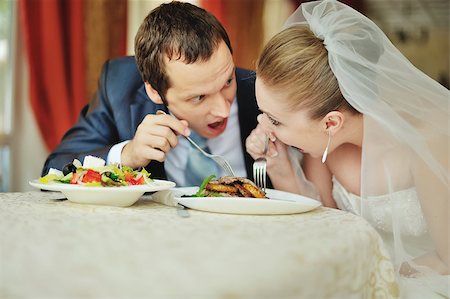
xmin=39 ymin=155 xmax=153 ymax=187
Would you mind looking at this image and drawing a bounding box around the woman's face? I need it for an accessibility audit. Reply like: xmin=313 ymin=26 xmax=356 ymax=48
xmin=255 ymin=78 xmax=329 ymax=158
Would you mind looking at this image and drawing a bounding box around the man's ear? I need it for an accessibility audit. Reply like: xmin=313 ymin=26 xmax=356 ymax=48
xmin=321 ymin=111 xmax=345 ymax=135
xmin=144 ymin=82 xmax=163 ymax=104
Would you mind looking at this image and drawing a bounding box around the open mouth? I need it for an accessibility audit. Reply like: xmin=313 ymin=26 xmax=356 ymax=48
xmin=208 ymin=120 xmax=224 ymax=129
xmin=207 ymin=118 xmax=227 ymax=135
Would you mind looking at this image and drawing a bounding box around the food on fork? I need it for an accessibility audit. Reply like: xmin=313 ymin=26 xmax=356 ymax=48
xmin=192 ymin=175 xmax=267 ymax=198
xmin=39 ymin=156 xmax=153 ymax=187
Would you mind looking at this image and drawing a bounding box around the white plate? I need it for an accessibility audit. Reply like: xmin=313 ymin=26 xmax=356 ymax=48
xmin=29 ymin=179 xmax=176 ymax=207
xmin=173 ymin=187 xmax=321 ymax=215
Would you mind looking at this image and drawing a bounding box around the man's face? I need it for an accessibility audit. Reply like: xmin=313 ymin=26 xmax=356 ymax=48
xmin=161 ymin=41 xmax=236 ymax=138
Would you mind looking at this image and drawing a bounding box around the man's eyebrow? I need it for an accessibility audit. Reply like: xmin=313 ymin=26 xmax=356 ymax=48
xmin=183 ymin=66 xmax=236 ymax=100
xmin=228 ymin=67 xmax=236 ymax=79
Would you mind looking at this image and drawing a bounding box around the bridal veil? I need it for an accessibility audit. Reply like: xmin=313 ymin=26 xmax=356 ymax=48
xmin=283 ymin=0 xmax=449 ymax=297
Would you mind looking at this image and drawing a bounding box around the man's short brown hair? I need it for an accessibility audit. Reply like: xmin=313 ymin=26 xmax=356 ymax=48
xmin=134 ymin=1 xmax=232 ymax=103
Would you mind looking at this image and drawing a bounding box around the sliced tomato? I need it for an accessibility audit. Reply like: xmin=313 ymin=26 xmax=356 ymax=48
xmin=124 ymin=172 xmax=135 ymax=182
xmin=125 ymin=172 xmax=145 ymax=185
xmin=70 ymin=172 xmax=80 ymax=184
xmin=134 ymin=176 xmax=145 ymax=185
xmin=82 ymin=169 xmax=102 ymax=183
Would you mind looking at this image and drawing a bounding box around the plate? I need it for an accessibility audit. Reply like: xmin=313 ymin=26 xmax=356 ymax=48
xmin=29 ymin=179 xmax=176 ymax=207
xmin=173 ymin=187 xmax=321 ymax=215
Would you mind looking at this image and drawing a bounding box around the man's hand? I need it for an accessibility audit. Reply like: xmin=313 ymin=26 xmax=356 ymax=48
xmin=121 ymin=114 xmax=190 ymax=169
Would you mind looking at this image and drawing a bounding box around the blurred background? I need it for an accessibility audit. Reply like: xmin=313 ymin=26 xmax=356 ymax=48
xmin=0 ymin=0 xmax=448 ymax=192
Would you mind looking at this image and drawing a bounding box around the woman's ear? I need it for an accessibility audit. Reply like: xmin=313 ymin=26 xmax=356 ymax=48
xmin=322 ymin=111 xmax=345 ymax=135
xmin=144 ymin=82 xmax=163 ymax=104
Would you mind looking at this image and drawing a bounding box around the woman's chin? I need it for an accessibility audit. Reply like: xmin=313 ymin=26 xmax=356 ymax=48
xmin=291 ymin=146 xmax=306 ymax=154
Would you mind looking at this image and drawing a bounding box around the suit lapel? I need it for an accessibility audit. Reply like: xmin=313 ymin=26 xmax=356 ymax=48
xmin=130 ymin=86 xmax=158 ymax=132
xmin=235 ymin=69 xmax=259 ymax=179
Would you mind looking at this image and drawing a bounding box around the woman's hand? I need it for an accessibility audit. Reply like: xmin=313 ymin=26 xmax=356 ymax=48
xmin=246 ymin=124 xmax=276 ymax=160
xmin=246 ymin=116 xmax=296 ymax=185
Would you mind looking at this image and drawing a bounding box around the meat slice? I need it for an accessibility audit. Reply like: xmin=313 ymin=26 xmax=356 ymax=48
xmin=205 ymin=176 xmax=267 ymax=198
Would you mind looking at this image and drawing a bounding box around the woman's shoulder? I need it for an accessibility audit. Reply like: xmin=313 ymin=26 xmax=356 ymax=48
xmin=327 ymin=144 xmax=361 ymax=195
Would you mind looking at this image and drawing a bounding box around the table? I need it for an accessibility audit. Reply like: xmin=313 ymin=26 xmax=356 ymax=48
xmin=0 ymin=192 xmax=399 ymax=299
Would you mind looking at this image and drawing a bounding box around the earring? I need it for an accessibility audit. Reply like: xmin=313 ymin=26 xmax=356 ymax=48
xmin=321 ymin=132 xmax=331 ymax=163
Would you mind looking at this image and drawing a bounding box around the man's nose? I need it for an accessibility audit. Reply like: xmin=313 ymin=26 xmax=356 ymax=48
xmin=210 ymin=92 xmax=231 ymax=118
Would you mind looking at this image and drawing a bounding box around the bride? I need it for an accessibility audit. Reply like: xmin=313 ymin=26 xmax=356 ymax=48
xmin=246 ymin=0 xmax=449 ymax=297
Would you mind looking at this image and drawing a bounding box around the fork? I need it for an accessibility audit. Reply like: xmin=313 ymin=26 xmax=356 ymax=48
xmin=184 ymin=135 xmax=236 ymax=176
xmin=253 ymin=135 xmax=269 ymax=192
xmin=156 ymin=110 xmax=236 ymax=177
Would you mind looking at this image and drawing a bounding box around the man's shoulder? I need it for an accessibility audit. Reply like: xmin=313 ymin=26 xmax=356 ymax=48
xmin=103 ymin=56 xmax=141 ymax=80
xmin=235 ymin=67 xmax=256 ymax=99
xmin=107 ymin=56 xmax=138 ymax=68
xmin=235 ymin=68 xmax=256 ymax=93
xmin=100 ymin=56 xmax=146 ymax=101
xmin=235 ymin=68 xmax=255 ymax=83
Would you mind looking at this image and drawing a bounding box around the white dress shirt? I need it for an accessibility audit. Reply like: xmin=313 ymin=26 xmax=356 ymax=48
xmin=107 ymin=99 xmax=247 ymax=186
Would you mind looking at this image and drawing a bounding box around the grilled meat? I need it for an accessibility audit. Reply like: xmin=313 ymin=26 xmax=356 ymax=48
xmin=205 ymin=176 xmax=266 ymax=198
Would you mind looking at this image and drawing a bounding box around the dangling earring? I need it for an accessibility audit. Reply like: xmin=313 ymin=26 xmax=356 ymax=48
xmin=321 ymin=132 xmax=331 ymax=163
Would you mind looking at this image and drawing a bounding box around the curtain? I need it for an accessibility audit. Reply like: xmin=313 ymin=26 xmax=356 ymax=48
xmin=19 ymin=0 xmax=127 ymax=151
xmin=200 ymin=0 xmax=264 ymax=70
xmin=20 ymin=0 xmax=86 ymax=151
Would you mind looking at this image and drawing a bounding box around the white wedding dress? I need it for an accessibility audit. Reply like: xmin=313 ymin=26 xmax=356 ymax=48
xmin=332 ymin=177 xmax=449 ymax=299
xmin=280 ymin=0 xmax=449 ymax=297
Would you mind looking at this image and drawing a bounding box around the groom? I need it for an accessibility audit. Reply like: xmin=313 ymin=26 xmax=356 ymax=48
xmin=41 ymin=1 xmax=261 ymax=187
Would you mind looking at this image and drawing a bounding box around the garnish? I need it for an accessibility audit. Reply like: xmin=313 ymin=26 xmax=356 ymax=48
xmin=194 ymin=174 xmax=216 ymax=197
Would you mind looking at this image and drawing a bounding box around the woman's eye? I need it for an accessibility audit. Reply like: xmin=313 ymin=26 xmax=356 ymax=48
xmin=270 ymin=119 xmax=281 ymax=126
xmin=267 ymin=115 xmax=280 ymax=126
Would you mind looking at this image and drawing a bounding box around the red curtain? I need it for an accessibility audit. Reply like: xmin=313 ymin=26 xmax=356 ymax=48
xmin=200 ymin=0 xmax=264 ymax=70
xmin=20 ymin=0 xmax=86 ymax=151
xmin=200 ymin=0 xmax=227 ymax=28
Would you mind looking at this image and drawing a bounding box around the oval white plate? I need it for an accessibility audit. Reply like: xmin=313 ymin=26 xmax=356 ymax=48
xmin=173 ymin=187 xmax=322 ymax=215
xmin=29 ymin=179 xmax=176 ymax=207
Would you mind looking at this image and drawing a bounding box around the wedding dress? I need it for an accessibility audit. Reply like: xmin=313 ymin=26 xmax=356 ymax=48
xmin=332 ymin=176 xmax=449 ymax=299
xmin=282 ymin=1 xmax=450 ymax=298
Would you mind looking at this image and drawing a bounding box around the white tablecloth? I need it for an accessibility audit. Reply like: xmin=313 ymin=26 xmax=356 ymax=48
xmin=0 ymin=192 xmax=399 ymax=299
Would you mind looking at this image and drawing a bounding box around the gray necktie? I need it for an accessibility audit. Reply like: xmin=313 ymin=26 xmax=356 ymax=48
xmin=185 ymin=131 xmax=220 ymax=186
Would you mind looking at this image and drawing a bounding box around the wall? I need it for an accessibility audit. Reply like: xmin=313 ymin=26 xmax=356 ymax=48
xmin=366 ymin=0 xmax=449 ymax=85
xmin=11 ymin=29 xmax=48 ymax=191
xmin=127 ymin=0 xmax=199 ymax=55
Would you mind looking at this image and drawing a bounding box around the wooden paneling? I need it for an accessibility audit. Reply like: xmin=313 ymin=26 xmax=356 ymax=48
xmin=85 ymin=0 xmax=127 ymax=101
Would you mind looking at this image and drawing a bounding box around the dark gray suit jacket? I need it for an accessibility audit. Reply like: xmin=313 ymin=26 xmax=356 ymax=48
xmin=42 ymin=56 xmax=260 ymax=181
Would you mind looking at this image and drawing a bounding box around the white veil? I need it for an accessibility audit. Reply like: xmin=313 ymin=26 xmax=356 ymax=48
xmin=284 ymin=0 xmax=449 ymax=297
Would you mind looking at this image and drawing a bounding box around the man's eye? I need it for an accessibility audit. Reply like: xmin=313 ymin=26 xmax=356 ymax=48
xmin=225 ymin=78 xmax=234 ymax=87
xmin=192 ymin=95 xmax=206 ymax=102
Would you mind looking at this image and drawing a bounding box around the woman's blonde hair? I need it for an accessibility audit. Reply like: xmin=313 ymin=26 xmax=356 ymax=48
xmin=256 ymin=25 xmax=359 ymax=119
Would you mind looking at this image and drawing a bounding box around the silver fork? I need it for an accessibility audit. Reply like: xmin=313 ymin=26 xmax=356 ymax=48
xmin=156 ymin=110 xmax=236 ymax=177
xmin=184 ymin=136 xmax=236 ymax=176
xmin=253 ymin=135 xmax=269 ymax=192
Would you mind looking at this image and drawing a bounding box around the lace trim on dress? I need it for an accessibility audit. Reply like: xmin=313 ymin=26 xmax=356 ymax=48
xmin=332 ymin=177 xmax=428 ymax=236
